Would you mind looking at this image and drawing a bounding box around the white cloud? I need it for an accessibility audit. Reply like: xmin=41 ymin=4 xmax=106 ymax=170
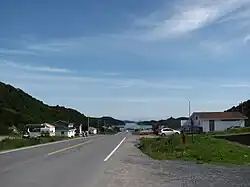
xmin=1 ymin=60 xmax=72 ymax=73
xmin=132 ymin=0 xmax=250 ymax=41
xmin=217 ymin=7 xmax=250 ymax=24
xmin=199 ymin=37 xmax=244 ymax=55
xmin=0 ymin=48 xmax=37 ymax=55
xmin=244 ymin=35 xmax=250 ymax=43
xmin=0 ymin=66 xmax=194 ymax=90
xmin=220 ymin=83 xmax=250 ymax=88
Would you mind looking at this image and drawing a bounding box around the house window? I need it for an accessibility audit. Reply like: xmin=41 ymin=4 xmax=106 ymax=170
xmin=61 ymin=131 xmax=65 ymax=135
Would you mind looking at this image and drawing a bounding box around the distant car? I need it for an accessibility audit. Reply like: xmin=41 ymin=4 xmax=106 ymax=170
xmin=126 ymin=130 xmax=129 ymax=133
xmin=23 ymin=133 xmax=30 ymax=138
xmin=158 ymin=128 xmax=181 ymax=136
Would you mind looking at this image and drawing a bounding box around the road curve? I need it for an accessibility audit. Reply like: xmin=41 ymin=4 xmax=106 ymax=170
xmin=0 ymin=133 xmax=127 ymax=187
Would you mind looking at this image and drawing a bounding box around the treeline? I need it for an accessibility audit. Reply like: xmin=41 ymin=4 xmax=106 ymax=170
xmin=226 ymin=100 xmax=250 ymax=126
xmin=0 ymin=82 xmax=124 ymax=134
xmin=138 ymin=117 xmax=189 ymax=130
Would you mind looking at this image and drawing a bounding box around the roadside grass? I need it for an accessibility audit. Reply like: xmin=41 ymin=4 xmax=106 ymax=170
xmin=208 ymin=127 xmax=250 ymax=136
xmin=139 ymin=134 xmax=250 ymax=165
xmin=0 ymin=136 xmax=68 ymax=151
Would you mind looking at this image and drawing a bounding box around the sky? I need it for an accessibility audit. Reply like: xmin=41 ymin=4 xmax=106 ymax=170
xmin=1 ymin=0 xmax=250 ymax=120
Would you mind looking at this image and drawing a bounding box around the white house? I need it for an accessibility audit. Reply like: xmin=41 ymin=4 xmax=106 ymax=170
xmin=26 ymin=124 xmax=41 ymax=137
xmin=186 ymin=112 xmax=248 ymax=132
xmin=40 ymin=123 xmax=55 ymax=136
xmin=53 ymin=120 xmax=76 ymax=137
xmin=26 ymin=123 xmax=56 ymax=137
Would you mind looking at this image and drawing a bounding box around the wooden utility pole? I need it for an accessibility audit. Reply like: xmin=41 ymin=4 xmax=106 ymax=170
xmin=87 ymin=117 xmax=89 ymax=131
xmin=97 ymin=119 xmax=100 ymax=134
xmin=189 ymin=101 xmax=191 ymax=118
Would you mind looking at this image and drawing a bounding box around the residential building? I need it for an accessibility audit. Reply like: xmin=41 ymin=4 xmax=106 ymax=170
xmin=184 ymin=112 xmax=248 ymax=132
xmin=53 ymin=120 xmax=76 ymax=137
xmin=40 ymin=123 xmax=55 ymax=136
xmin=26 ymin=123 xmax=55 ymax=137
xmin=26 ymin=124 xmax=41 ymax=137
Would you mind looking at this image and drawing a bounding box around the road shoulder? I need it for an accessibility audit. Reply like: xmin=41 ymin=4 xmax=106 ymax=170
xmin=96 ymin=135 xmax=250 ymax=187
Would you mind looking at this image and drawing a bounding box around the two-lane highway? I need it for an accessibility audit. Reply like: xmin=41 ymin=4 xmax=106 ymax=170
xmin=0 ymin=133 xmax=127 ymax=187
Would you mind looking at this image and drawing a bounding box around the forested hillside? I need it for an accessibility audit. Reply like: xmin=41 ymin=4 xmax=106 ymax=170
xmin=226 ymin=100 xmax=250 ymax=126
xmin=0 ymin=82 xmax=124 ymax=134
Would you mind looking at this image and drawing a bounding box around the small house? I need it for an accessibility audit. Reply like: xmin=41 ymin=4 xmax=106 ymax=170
xmin=26 ymin=123 xmax=55 ymax=137
xmin=26 ymin=124 xmax=41 ymax=137
xmin=53 ymin=120 xmax=76 ymax=137
xmin=187 ymin=112 xmax=248 ymax=132
xmin=40 ymin=123 xmax=55 ymax=136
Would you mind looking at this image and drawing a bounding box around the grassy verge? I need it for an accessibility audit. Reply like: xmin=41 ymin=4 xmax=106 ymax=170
xmin=208 ymin=127 xmax=250 ymax=136
xmin=139 ymin=134 xmax=250 ymax=165
xmin=0 ymin=136 xmax=69 ymax=151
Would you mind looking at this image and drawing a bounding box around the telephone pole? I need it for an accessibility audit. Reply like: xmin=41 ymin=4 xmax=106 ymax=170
xmin=189 ymin=101 xmax=191 ymax=117
xmin=87 ymin=117 xmax=89 ymax=131
xmin=97 ymin=119 xmax=100 ymax=134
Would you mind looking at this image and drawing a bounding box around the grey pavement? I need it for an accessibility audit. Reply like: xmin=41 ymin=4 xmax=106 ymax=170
xmin=0 ymin=133 xmax=126 ymax=187
xmin=96 ymin=135 xmax=250 ymax=187
xmin=1 ymin=133 xmax=250 ymax=187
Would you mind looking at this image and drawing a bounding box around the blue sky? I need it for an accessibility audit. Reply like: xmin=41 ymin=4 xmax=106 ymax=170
xmin=1 ymin=0 xmax=250 ymax=120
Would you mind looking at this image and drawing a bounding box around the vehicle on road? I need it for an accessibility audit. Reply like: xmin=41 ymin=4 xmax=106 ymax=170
xmin=158 ymin=128 xmax=181 ymax=136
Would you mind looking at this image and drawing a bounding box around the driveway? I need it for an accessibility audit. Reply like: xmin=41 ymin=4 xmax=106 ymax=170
xmin=96 ymin=135 xmax=250 ymax=187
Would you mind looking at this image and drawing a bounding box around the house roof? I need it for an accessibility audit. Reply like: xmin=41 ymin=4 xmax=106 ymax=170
xmin=52 ymin=120 xmax=75 ymax=130
xmin=25 ymin=124 xmax=42 ymax=128
xmin=56 ymin=126 xmax=75 ymax=131
xmin=192 ymin=112 xmax=248 ymax=120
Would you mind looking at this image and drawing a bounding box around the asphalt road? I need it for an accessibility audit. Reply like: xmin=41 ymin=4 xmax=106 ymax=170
xmin=0 ymin=133 xmax=127 ymax=187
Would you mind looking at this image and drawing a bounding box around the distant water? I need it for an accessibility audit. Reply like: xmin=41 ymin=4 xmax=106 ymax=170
xmin=124 ymin=123 xmax=151 ymax=130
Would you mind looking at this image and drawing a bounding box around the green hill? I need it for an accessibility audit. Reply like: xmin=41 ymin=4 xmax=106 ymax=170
xmin=0 ymin=82 xmax=124 ymax=134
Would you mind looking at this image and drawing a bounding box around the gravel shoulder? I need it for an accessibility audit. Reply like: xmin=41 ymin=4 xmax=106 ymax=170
xmin=96 ymin=135 xmax=250 ymax=187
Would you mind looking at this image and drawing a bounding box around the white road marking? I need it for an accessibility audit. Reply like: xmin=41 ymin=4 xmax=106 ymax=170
xmin=104 ymin=137 xmax=126 ymax=162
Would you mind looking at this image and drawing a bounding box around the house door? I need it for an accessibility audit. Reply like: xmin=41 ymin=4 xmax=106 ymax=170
xmin=209 ymin=120 xmax=215 ymax=131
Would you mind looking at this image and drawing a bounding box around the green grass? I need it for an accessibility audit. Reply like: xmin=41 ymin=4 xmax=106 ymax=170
xmin=139 ymin=134 xmax=250 ymax=165
xmin=0 ymin=136 xmax=68 ymax=151
xmin=208 ymin=127 xmax=250 ymax=136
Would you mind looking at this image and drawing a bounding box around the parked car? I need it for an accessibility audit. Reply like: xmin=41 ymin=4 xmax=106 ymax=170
xmin=158 ymin=128 xmax=181 ymax=136
xmin=23 ymin=132 xmax=30 ymax=138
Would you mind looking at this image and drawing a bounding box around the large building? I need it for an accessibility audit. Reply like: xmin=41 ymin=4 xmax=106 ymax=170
xmin=183 ymin=112 xmax=248 ymax=132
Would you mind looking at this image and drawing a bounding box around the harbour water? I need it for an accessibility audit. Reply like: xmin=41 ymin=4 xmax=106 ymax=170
xmin=124 ymin=123 xmax=152 ymax=130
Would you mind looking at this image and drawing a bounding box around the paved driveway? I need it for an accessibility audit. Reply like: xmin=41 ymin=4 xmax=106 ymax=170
xmin=96 ymin=135 xmax=250 ymax=187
